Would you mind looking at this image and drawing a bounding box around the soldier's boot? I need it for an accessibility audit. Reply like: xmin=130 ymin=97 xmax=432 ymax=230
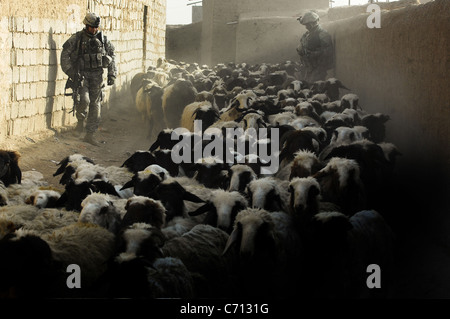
xmin=83 ymin=132 xmax=99 ymax=146
xmin=73 ymin=121 xmax=84 ymax=137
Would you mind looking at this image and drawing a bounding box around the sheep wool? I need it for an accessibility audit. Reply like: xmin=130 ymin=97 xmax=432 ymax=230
xmin=41 ymin=222 xmax=116 ymax=288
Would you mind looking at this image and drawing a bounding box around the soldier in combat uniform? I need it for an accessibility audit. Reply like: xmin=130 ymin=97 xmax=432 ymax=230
xmin=296 ymin=11 xmax=334 ymax=83
xmin=61 ymin=12 xmax=117 ymax=146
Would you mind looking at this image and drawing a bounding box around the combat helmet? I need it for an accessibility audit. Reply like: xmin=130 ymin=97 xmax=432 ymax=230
xmin=297 ymin=11 xmax=320 ymax=25
xmin=83 ymin=12 xmax=101 ymax=28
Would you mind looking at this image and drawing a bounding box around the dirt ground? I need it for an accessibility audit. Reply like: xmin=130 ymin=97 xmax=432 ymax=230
xmin=1 ymin=94 xmax=152 ymax=192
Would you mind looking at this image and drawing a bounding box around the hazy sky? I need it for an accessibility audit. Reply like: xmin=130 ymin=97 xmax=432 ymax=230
xmin=166 ymin=0 xmax=397 ymax=25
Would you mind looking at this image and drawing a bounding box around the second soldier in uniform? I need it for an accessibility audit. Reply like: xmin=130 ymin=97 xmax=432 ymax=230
xmin=296 ymin=11 xmax=334 ymax=83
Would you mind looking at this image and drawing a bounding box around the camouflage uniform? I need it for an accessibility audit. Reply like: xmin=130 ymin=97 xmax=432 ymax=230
xmin=297 ymin=15 xmax=334 ymax=83
xmin=61 ymin=26 xmax=116 ymax=135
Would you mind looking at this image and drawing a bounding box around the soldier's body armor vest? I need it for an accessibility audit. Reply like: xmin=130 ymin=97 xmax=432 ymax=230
xmin=299 ymin=26 xmax=333 ymax=70
xmin=79 ymin=31 xmax=108 ymax=71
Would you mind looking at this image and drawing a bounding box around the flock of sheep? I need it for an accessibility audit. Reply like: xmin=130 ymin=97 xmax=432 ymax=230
xmin=0 ymin=58 xmax=401 ymax=299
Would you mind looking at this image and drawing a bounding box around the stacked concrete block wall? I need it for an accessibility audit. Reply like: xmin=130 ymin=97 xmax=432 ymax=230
xmin=0 ymin=0 xmax=166 ymax=143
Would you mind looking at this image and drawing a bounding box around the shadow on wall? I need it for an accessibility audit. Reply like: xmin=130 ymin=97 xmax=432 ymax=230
xmin=46 ymin=27 xmax=58 ymax=131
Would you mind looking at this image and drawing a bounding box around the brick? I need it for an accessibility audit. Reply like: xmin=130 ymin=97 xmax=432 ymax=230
xmin=53 ymin=21 xmax=63 ymax=34
xmin=55 ymin=80 xmax=65 ymax=96
xmin=15 ymin=17 xmax=24 ymax=32
xmin=8 ymin=17 xmax=15 ymax=32
xmin=25 ymin=34 xmax=33 ymax=49
xmin=39 ymin=33 xmax=47 ymax=49
xmin=31 ymin=18 xmax=41 ymax=33
xmin=22 ymin=50 xmax=30 ymax=66
xmin=34 ymin=50 xmax=43 ymax=67
xmin=23 ymin=17 xmax=30 ymax=33
xmin=29 ymin=83 xmax=37 ymax=100
xmin=42 ymin=19 xmax=51 ymax=33
xmin=49 ymin=50 xmax=57 ymax=65
xmin=35 ymin=83 xmax=44 ymax=99
xmin=15 ymin=83 xmax=23 ymax=101
xmin=10 ymin=101 xmax=19 ymax=119
xmin=14 ymin=32 xmax=25 ymax=49
xmin=26 ymin=67 xmax=34 ymax=82
xmin=12 ymin=66 xmax=19 ymax=84
xmin=34 ymin=98 xmax=45 ymax=114
xmin=19 ymin=67 xmax=27 ymax=83
xmin=33 ymin=114 xmax=47 ymax=131
xmin=24 ymin=100 xmax=34 ymax=117
xmin=30 ymin=50 xmax=37 ymax=66
xmin=33 ymin=34 xmax=41 ymax=50
xmin=42 ymin=50 xmax=49 ymax=66
xmin=22 ymin=83 xmax=30 ymax=100
xmin=47 ymin=66 xmax=58 ymax=81
xmin=46 ymin=81 xmax=56 ymax=96
xmin=10 ymin=119 xmax=18 ymax=136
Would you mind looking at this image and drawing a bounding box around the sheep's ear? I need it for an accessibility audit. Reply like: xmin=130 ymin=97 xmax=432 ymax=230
xmin=54 ymin=191 xmax=68 ymax=208
xmin=183 ymin=191 xmax=205 ymax=203
xmin=125 ymin=198 xmax=133 ymax=210
xmin=222 ymin=223 xmax=241 ymax=256
xmin=149 ymin=139 xmax=160 ymax=152
xmin=120 ymin=179 xmax=135 ymax=190
xmin=53 ymin=157 xmax=69 ymax=176
xmin=257 ymin=119 xmax=267 ymax=128
xmin=189 ymin=202 xmax=213 ymax=216
xmin=25 ymin=195 xmax=35 ymax=205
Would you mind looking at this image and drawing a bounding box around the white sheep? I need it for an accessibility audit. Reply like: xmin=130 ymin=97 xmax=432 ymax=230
xmin=78 ymin=192 xmax=123 ymax=234
xmin=25 ymin=189 xmax=61 ymax=208
xmin=180 ymin=101 xmax=220 ymax=132
xmin=329 ymin=126 xmax=369 ymax=145
xmin=162 ymin=224 xmax=237 ymax=298
xmin=189 ymin=188 xmax=248 ymax=233
xmin=111 ymin=222 xmax=195 ymax=298
xmin=52 ymin=154 xmax=95 ymax=179
xmin=313 ymin=157 xmax=367 ymax=216
xmin=288 ymin=149 xmax=323 ymax=180
xmin=115 ymin=222 xmax=166 ymax=263
xmin=21 ymin=208 xmax=80 ymax=235
xmin=227 ymin=164 xmax=257 ymax=193
xmin=341 ymin=93 xmax=360 ymax=110
xmin=14 ymin=222 xmax=116 ymax=291
xmin=0 ymin=204 xmax=41 ymax=228
xmin=120 ymin=195 xmax=167 ymax=231
xmin=268 ymin=111 xmax=296 ymax=126
xmin=5 ymin=170 xmax=52 ymax=205
xmin=245 ymin=177 xmax=290 ymax=213
xmin=219 ymin=90 xmax=257 ymax=122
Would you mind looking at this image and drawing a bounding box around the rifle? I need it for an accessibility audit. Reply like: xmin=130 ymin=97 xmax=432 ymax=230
xmin=64 ymin=71 xmax=84 ymax=116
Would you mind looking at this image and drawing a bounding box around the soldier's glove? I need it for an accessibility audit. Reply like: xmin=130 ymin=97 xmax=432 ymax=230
xmin=107 ymin=75 xmax=115 ymax=86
